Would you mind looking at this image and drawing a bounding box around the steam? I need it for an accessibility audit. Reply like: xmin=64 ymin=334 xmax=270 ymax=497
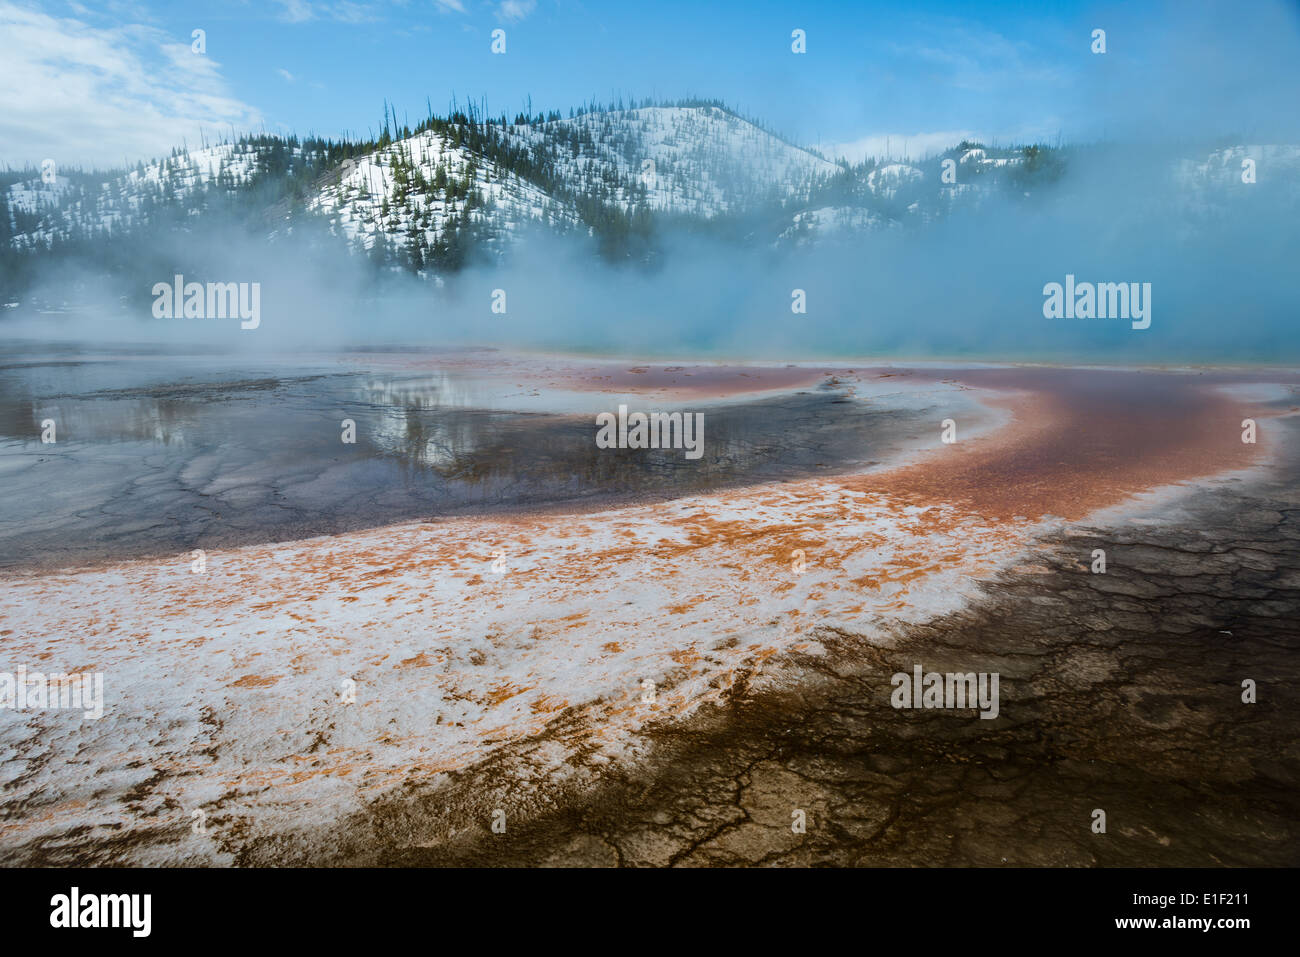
xmin=6 ymin=0 xmax=1299 ymax=364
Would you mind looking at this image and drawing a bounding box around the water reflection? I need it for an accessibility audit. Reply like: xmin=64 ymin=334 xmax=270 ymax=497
xmin=0 ymin=352 xmax=933 ymax=571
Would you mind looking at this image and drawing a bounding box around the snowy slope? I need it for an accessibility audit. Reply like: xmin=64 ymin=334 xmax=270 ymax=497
xmin=778 ymin=205 xmax=893 ymax=246
xmin=866 ymin=162 xmax=925 ymax=198
xmin=1174 ymin=144 xmax=1300 ymax=190
xmin=503 ymin=106 xmax=841 ymax=215
xmin=307 ymin=105 xmax=843 ymax=259
xmin=310 ymin=131 xmax=577 ymax=255
xmin=5 ymin=142 xmax=319 ymax=249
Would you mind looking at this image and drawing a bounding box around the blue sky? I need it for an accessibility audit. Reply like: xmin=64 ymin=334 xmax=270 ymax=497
xmin=3 ymin=0 xmax=1299 ymax=169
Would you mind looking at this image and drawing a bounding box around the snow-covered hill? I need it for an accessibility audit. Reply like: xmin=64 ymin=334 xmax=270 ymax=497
xmin=504 ymin=105 xmax=841 ymax=215
xmin=4 ymin=102 xmax=1298 ymax=271
xmin=307 ymin=105 xmax=842 ymax=262
xmin=4 ymin=141 xmax=329 ymax=249
xmin=866 ymin=162 xmax=925 ymax=198
xmin=1174 ymin=144 xmax=1300 ymax=190
xmin=310 ymin=131 xmax=575 ymax=258
xmin=778 ymin=205 xmax=893 ymax=246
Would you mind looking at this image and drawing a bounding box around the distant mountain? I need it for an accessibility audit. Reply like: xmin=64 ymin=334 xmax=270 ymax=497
xmin=3 ymin=99 xmax=1295 ymax=304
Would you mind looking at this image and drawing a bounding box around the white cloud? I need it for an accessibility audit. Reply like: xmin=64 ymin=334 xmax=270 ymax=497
xmin=273 ymin=0 xmax=380 ymax=24
xmin=278 ymin=68 xmax=297 ymax=83
xmin=274 ymin=0 xmax=315 ymax=22
xmin=332 ymin=2 xmax=381 ymax=23
xmin=434 ymin=0 xmax=467 ymax=13
xmin=0 ymin=1 xmax=262 ymax=169
xmin=887 ymin=21 xmax=1066 ymax=96
xmin=497 ymin=0 xmax=535 ymax=23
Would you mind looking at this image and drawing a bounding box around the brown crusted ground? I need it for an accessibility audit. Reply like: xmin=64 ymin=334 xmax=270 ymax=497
xmin=851 ymin=367 xmax=1274 ymax=521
